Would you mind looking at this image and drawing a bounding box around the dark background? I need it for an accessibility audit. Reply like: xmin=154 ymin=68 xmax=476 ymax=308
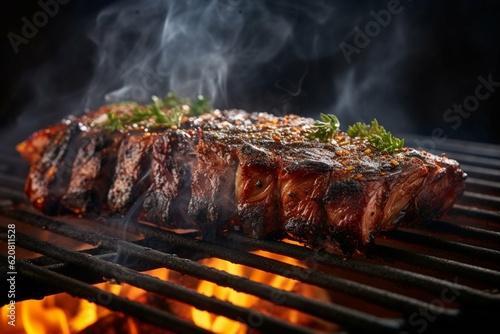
xmin=1 ymin=0 xmax=500 ymax=149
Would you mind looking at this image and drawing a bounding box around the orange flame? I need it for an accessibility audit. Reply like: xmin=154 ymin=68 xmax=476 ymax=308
xmin=0 ymin=268 xmax=168 ymax=334
xmin=0 ymin=249 xmax=333 ymax=333
xmin=191 ymin=250 xmax=306 ymax=333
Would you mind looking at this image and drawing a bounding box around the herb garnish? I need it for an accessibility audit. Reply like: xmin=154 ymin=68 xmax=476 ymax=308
xmin=347 ymin=119 xmax=404 ymax=153
xmin=103 ymin=93 xmax=211 ymax=131
xmin=308 ymin=113 xmax=404 ymax=153
xmin=307 ymin=113 xmax=341 ymax=143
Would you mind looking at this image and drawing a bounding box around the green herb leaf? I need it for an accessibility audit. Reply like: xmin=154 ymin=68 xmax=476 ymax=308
xmin=102 ymin=92 xmax=212 ymax=131
xmin=347 ymin=119 xmax=404 ymax=153
xmin=307 ymin=113 xmax=341 ymax=143
xmin=106 ymin=112 xmax=124 ymax=131
xmin=190 ymin=95 xmax=211 ymax=116
xmin=162 ymin=92 xmax=190 ymax=109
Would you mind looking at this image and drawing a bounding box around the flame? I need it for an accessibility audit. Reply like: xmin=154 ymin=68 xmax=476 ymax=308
xmin=0 ymin=248 xmax=333 ymax=333
xmin=0 ymin=268 xmax=169 ymax=334
xmin=191 ymin=249 xmax=306 ymax=334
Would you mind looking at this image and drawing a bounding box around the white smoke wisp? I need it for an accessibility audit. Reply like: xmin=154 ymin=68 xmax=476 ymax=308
xmin=329 ymin=3 xmax=417 ymax=133
xmin=4 ymin=0 xmax=423 ymax=148
xmin=84 ymin=0 xmax=311 ymax=108
xmin=1 ymin=0 xmax=338 ymax=149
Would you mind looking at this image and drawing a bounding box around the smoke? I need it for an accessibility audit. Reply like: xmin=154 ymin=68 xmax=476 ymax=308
xmin=3 ymin=0 xmax=429 ymax=147
xmin=328 ymin=0 xmax=417 ymax=134
xmin=0 ymin=0 xmax=326 ymax=145
xmin=332 ymin=17 xmax=412 ymax=129
xmin=84 ymin=0 xmax=332 ymax=108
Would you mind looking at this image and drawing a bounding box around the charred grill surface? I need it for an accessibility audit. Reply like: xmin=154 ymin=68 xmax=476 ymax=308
xmin=18 ymin=107 xmax=466 ymax=253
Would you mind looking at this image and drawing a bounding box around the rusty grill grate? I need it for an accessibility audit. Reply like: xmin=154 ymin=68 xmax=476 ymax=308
xmin=1 ymin=136 xmax=499 ymax=333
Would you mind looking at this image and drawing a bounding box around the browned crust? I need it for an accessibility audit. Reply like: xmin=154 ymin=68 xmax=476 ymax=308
xmin=17 ymin=109 xmax=466 ymax=254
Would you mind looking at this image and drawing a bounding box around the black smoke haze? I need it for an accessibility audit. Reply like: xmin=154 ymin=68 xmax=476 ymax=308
xmin=1 ymin=0 xmax=499 ymax=148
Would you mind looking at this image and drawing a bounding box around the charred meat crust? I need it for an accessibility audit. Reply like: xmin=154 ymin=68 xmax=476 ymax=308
xmin=399 ymin=150 xmax=465 ymax=226
xmin=280 ymin=163 xmax=331 ymax=248
xmin=144 ymin=130 xmax=198 ymax=229
xmin=188 ymin=134 xmax=237 ymax=235
xmin=25 ymin=125 xmax=81 ymax=214
xmin=235 ymin=143 xmax=279 ymax=239
xmin=61 ymin=130 xmax=110 ymax=214
xmin=107 ymin=132 xmax=153 ymax=213
xmin=18 ymin=109 xmax=466 ymax=254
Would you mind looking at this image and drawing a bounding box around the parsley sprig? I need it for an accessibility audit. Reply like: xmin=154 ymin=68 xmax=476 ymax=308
xmin=103 ymin=93 xmax=211 ymax=131
xmin=307 ymin=113 xmax=340 ymax=143
xmin=347 ymin=119 xmax=404 ymax=153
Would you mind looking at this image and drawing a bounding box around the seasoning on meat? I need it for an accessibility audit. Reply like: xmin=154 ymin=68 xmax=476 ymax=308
xmin=17 ymin=103 xmax=466 ymax=254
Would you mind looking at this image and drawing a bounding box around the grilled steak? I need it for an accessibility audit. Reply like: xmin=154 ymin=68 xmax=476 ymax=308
xmin=17 ymin=105 xmax=466 ymax=254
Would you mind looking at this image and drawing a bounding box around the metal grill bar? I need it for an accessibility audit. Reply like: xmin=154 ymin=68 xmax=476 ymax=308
xmin=371 ymin=244 xmax=500 ymax=286
xmin=463 ymin=178 xmax=500 ymax=196
xmin=223 ymin=232 xmax=500 ymax=310
xmin=8 ymin=230 xmax=315 ymax=334
xmin=128 ymin=222 xmax=457 ymax=318
xmin=422 ymin=220 xmax=500 ymax=244
xmin=440 ymin=153 xmax=500 ymax=169
xmin=450 ymin=204 xmax=500 ymax=222
xmin=0 ymin=186 xmax=28 ymax=203
xmin=404 ymin=135 xmax=500 ymax=160
xmin=0 ymin=208 xmax=403 ymax=333
xmin=461 ymin=191 xmax=500 ymax=208
xmin=15 ymin=260 xmax=213 ymax=334
xmin=1 ymin=137 xmax=500 ymax=333
xmin=459 ymin=165 xmax=500 ymax=182
xmin=1 ymin=204 xmax=498 ymax=332
xmin=381 ymin=228 xmax=500 ymax=263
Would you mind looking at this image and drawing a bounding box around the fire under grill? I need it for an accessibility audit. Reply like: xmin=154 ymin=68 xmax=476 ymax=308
xmin=1 ymin=136 xmax=499 ymax=333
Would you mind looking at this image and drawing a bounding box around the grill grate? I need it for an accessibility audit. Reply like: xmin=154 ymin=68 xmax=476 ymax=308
xmin=1 ymin=136 xmax=500 ymax=333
